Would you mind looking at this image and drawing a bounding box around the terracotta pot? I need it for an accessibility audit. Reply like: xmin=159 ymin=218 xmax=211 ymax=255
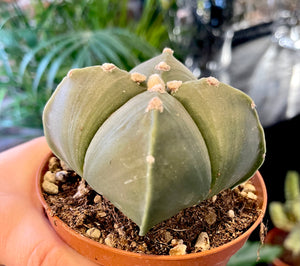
xmin=265 ymin=228 xmax=290 ymax=266
xmin=36 ymin=152 xmax=267 ymax=266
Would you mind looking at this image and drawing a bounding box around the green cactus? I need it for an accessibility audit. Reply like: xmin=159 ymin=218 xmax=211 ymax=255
xmin=43 ymin=48 xmax=266 ymax=236
xmin=269 ymin=171 xmax=300 ymax=255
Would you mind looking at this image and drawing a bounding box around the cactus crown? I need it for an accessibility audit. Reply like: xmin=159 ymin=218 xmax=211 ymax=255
xmin=43 ymin=49 xmax=266 ymax=236
xmin=269 ymin=171 xmax=300 ymax=255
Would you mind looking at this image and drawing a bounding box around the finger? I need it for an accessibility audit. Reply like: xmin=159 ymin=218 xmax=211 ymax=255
xmin=0 ymin=138 xmax=97 ymax=265
xmin=0 ymin=137 xmax=50 ymax=197
xmin=0 ymin=194 xmax=97 ymax=266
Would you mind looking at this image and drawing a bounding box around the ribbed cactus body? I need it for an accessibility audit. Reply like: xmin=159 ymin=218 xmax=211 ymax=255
xmin=43 ymin=49 xmax=266 ymax=235
xmin=43 ymin=66 xmax=145 ymax=176
xmin=84 ymin=91 xmax=211 ymax=235
xmin=130 ymin=48 xmax=196 ymax=83
xmin=172 ymin=79 xmax=265 ymax=196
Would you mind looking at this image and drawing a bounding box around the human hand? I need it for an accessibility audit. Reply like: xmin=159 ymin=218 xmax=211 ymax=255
xmin=0 ymin=137 xmax=98 ymax=266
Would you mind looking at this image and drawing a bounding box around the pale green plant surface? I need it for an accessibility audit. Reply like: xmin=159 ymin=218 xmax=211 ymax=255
xmin=227 ymin=241 xmax=282 ymax=266
xmin=43 ymin=50 xmax=265 ymax=235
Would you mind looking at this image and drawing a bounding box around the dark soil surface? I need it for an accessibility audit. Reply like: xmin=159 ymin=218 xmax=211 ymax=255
xmin=42 ymin=156 xmax=261 ymax=255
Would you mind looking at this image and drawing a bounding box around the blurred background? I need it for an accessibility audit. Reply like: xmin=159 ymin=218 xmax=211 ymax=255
xmin=1 ymin=0 xmax=300 ymax=264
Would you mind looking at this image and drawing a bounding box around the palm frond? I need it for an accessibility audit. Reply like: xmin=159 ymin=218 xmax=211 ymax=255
xmin=32 ymin=34 xmax=80 ymax=93
xmin=20 ymin=29 xmax=158 ymax=93
xmin=0 ymin=0 xmax=168 ymax=129
xmin=46 ymin=39 xmax=87 ymax=89
xmin=11 ymin=2 xmax=31 ymax=28
xmin=88 ymin=41 xmax=109 ymax=64
xmin=0 ymin=44 xmax=13 ymax=77
xmin=0 ymin=88 xmax=7 ymax=111
xmin=113 ymin=28 xmax=158 ymax=58
xmin=19 ymin=34 xmax=73 ymax=79
xmin=72 ymin=45 xmax=90 ymax=69
xmin=98 ymin=30 xmax=138 ymax=66
xmin=91 ymin=33 xmax=125 ymax=67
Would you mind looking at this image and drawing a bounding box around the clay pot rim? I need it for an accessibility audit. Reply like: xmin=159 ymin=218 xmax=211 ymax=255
xmin=36 ymin=151 xmax=267 ymax=261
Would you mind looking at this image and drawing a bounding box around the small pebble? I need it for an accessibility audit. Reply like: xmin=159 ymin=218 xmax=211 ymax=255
xmin=43 ymin=171 xmax=56 ymax=183
xmin=240 ymin=191 xmax=248 ymax=197
xmin=55 ymin=171 xmax=68 ymax=182
xmin=195 ymin=232 xmax=210 ymax=252
xmin=243 ymin=183 xmax=256 ymax=193
xmin=169 ymin=243 xmax=187 ymax=256
xmin=211 ymin=195 xmax=217 ymax=203
xmin=104 ymin=233 xmax=115 ymax=247
xmin=48 ymin=157 xmax=60 ymax=171
xmin=94 ymin=195 xmax=102 ymax=204
xmin=73 ymin=179 xmax=89 ymax=198
xmin=114 ymin=223 xmax=119 ymax=229
xmin=171 ymin=239 xmax=183 ymax=247
xmin=247 ymin=192 xmax=257 ymax=200
xmin=130 ymin=241 xmax=137 ymax=248
xmin=137 ymin=243 xmax=148 ymax=253
xmin=205 ymin=210 xmax=217 ymax=225
xmin=42 ymin=180 xmax=58 ymax=194
xmin=86 ymin=227 xmax=101 ymax=240
xmin=98 ymin=211 xmax=107 ymax=218
xmin=228 ymin=210 xmax=235 ymax=218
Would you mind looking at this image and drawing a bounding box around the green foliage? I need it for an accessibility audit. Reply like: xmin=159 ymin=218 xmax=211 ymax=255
xmin=43 ymin=50 xmax=265 ymax=235
xmin=227 ymin=241 xmax=282 ymax=266
xmin=0 ymin=0 xmax=168 ymax=128
xmin=269 ymin=171 xmax=300 ymax=255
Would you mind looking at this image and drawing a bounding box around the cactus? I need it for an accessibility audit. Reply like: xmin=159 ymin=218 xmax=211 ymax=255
xmin=43 ymin=48 xmax=266 ymax=236
xmin=269 ymin=171 xmax=300 ymax=255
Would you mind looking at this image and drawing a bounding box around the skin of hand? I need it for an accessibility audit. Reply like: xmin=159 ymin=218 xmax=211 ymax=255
xmin=0 ymin=137 xmax=98 ymax=266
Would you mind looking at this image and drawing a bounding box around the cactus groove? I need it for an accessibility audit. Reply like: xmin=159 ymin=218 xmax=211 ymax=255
xmin=43 ymin=49 xmax=266 ymax=235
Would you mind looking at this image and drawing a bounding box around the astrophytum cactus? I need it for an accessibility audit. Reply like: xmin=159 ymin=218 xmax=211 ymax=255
xmin=43 ymin=48 xmax=266 ymax=235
